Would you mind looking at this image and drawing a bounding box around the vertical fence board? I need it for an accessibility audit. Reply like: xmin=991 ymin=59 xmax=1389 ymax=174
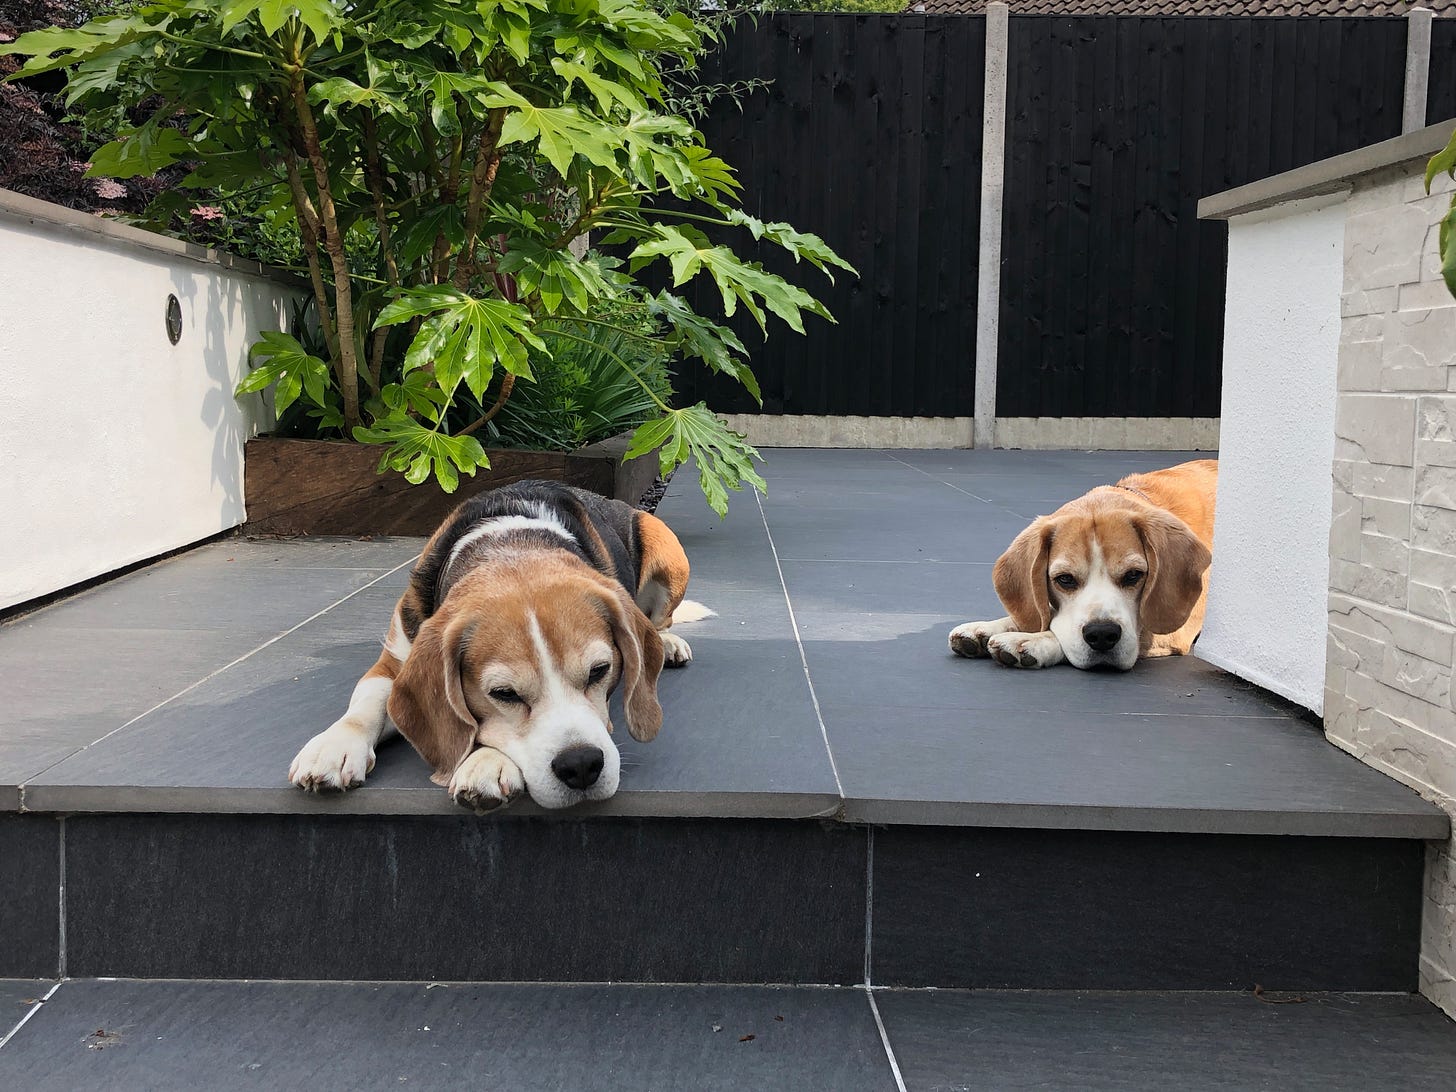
xmin=994 ymin=15 xmax=1408 ymax=418
xmin=1428 ymin=19 xmax=1456 ymax=126
xmin=667 ymin=14 xmax=1411 ymax=421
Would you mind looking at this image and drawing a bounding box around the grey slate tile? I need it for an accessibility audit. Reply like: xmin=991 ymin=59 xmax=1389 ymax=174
xmin=27 ymin=479 xmax=840 ymax=816
xmin=0 ymin=538 xmax=417 ymax=796
xmin=64 ymin=814 xmax=867 ymax=983
xmin=0 ymin=980 xmax=52 ymax=1037
xmin=831 ymin=701 xmax=1443 ymax=836
xmin=869 ymin=826 xmax=1423 ymax=991
xmin=0 ymin=816 xmax=59 ymax=978
xmin=0 ymin=980 xmax=893 ymax=1092
xmin=878 ymin=989 xmax=1456 ymax=1092
xmin=779 ymin=559 xmax=995 ymax=618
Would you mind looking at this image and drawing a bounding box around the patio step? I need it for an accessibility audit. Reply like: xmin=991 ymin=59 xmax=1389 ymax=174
xmin=4 ymin=980 xmax=1456 ymax=1091
xmin=1 ymin=450 xmax=1445 ymax=994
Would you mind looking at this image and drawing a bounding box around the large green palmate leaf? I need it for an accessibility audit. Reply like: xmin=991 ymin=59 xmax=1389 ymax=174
xmin=625 ymin=403 xmax=765 ymax=518
xmin=235 ymin=331 xmax=334 ymax=415
xmin=725 ymin=209 xmax=857 ymax=284
xmin=221 ymin=0 xmax=341 ymax=43
xmin=376 ymin=287 xmax=545 ymax=400
xmin=1429 ymin=131 xmax=1456 ymax=300
xmin=87 ymin=123 xmax=193 ymax=178
xmin=485 ymin=84 xmax=619 ymax=177
xmin=497 ymin=241 xmax=613 ymax=314
xmin=645 ymin=291 xmax=759 ymax=404
xmin=550 ymin=59 xmax=647 ymax=114
xmin=353 ymin=414 xmax=492 ymax=494
xmin=630 ymin=225 xmax=833 ymax=334
xmin=1440 ymin=198 xmax=1456 ymax=300
xmin=0 ymin=18 xmax=142 ymax=76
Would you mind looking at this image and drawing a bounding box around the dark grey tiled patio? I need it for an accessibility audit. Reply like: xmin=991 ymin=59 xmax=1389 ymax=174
xmin=0 ymin=449 xmax=1443 ymax=838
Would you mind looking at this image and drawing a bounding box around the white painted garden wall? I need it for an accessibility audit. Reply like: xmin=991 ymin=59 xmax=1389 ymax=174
xmin=1201 ymin=119 xmax=1456 ymax=1021
xmin=0 ymin=191 xmax=297 ymax=610
xmin=1196 ymin=196 xmax=1346 ymax=713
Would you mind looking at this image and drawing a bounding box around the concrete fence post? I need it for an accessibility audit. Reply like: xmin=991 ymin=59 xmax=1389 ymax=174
xmin=974 ymin=2 xmax=1009 ymax=449
xmin=1404 ymin=7 xmax=1433 ymax=134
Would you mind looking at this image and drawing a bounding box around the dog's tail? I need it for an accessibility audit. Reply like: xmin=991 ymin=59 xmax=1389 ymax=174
xmin=671 ymin=599 xmax=717 ymax=624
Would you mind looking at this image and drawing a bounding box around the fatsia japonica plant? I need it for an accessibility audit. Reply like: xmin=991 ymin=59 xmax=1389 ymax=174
xmin=3 ymin=0 xmax=852 ymax=514
xmin=1429 ymin=126 xmax=1456 ymax=301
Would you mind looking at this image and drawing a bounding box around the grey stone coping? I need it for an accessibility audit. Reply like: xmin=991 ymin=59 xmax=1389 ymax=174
xmin=0 ymin=188 xmax=307 ymax=289
xmin=1198 ymin=118 xmax=1456 ymax=220
xmin=1 ymin=449 xmax=1447 ymax=840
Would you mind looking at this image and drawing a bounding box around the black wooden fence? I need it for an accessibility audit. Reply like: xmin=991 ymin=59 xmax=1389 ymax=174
xmin=1432 ymin=18 xmax=1456 ymax=125
xmin=998 ymin=15 xmax=1408 ymax=418
xmin=669 ymin=13 xmax=1442 ymax=421
xmin=670 ymin=15 xmax=986 ymax=417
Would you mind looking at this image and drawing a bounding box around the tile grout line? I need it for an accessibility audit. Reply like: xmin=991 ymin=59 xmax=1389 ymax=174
xmin=0 ymin=980 xmax=63 ymax=1052
xmin=753 ymin=489 xmax=845 ymax=798
xmin=18 ymin=556 xmax=420 ymax=786
xmin=865 ymin=988 xmax=909 ymax=1092
xmin=883 ymin=452 xmax=1030 ymax=520
xmin=57 ymin=816 xmax=66 ymax=980
xmin=863 ymin=826 xmax=875 ymax=987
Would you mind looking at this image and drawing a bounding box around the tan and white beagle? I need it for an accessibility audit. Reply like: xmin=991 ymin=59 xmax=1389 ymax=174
xmin=949 ymin=459 xmax=1217 ymax=671
xmin=289 ymin=481 xmax=708 ymax=810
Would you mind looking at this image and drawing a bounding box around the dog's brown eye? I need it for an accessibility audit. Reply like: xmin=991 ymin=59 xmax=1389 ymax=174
xmin=1121 ymin=570 xmax=1145 ymax=588
xmin=587 ymin=662 xmax=610 ymax=687
xmin=489 ymin=687 xmax=522 ymax=705
xmin=1053 ymin=574 xmax=1078 ymax=591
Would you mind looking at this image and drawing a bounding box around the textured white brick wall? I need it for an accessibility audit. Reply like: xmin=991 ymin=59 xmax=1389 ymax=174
xmin=1324 ymin=164 xmax=1456 ymax=1018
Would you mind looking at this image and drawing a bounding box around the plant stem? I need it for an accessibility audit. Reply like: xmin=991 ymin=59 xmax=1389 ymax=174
xmin=453 ymin=107 xmax=507 ymax=290
xmin=282 ymin=154 xmax=340 ymax=366
xmin=431 ymin=104 xmax=467 ymax=284
xmin=157 ymin=31 xmax=270 ymax=60
xmin=361 ymin=112 xmax=401 ymax=290
xmin=545 ymin=315 xmax=670 ymax=345
xmin=288 ymin=57 xmax=360 ymax=430
xmin=454 ymin=373 xmax=516 ymax=437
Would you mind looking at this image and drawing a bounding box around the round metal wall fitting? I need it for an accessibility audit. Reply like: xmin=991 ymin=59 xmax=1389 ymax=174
xmin=165 ymin=295 xmax=183 ymax=345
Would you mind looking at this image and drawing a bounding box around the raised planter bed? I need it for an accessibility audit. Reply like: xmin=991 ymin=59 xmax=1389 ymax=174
xmin=242 ymin=434 xmax=658 ymax=536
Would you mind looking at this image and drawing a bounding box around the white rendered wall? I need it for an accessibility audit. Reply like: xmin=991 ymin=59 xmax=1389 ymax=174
xmin=0 ymin=196 xmax=295 ymax=609
xmin=1198 ymin=195 xmax=1347 ymax=712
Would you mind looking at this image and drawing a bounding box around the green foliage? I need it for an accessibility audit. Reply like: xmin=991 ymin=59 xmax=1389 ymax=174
xmin=1427 ymin=128 xmax=1456 ymax=301
xmin=3 ymin=0 xmax=853 ymax=514
xmin=487 ymin=316 xmax=674 ymax=452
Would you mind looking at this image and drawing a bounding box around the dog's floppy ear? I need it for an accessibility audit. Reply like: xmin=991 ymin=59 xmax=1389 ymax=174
xmin=1136 ymin=510 xmax=1212 ymax=635
xmin=387 ymin=611 xmax=479 ymax=785
xmin=603 ymin=587 xmax=666 ymax=743
xmin=993 ymin=518 xmax=1054 ymax=632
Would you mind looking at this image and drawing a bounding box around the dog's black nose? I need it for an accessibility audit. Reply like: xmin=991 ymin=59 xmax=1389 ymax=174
xmin=1082 ymin=621 xmax=1123 ymax=652
xmin=551 ymin=745 xmax=604 ymax=790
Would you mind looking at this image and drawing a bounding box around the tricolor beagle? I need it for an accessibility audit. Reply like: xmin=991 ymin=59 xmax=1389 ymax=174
xmin=289 ymin=481 xmax=708 ymax=810
xmin=949 ymin=459 xmax=1217 ymax=671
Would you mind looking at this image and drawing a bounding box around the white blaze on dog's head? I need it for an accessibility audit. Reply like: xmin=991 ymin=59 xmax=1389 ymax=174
xmin=993 ymin=500 xmax=1211 ymax=671
xmin=386 ymin=560 xmax=665 ymax=807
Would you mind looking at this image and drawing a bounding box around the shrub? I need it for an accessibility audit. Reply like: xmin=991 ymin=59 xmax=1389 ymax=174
xmin=4 ymin=0 xmax=852 ymax=514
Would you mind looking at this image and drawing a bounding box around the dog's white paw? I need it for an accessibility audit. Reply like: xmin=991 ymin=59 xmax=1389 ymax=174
xmin=949 ymin=618 xmax=1015 ymax=659
xmin=449 ymin=747 xmax=525 ymax=813
xmin=661 ymin=631 xmax=693 ymax=668
xmin=289 ymin=724 xmax=376 ymax=791
xmin=986 ymin=631 xmax=1064 ymax=669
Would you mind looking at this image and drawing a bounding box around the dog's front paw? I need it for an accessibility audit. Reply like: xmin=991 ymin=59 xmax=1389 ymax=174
xmin=449 ymin=747 xmax=525 ymax=813
xmin=986 ymin=631 xmax=1064 ymax=669
xmin=949 ymin=618 xmax=1014 ymax=659
xmin=661 ymin=631 xmax=692 ymax=667
xmin=289 ymin=725 xmax=375 ymax=791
